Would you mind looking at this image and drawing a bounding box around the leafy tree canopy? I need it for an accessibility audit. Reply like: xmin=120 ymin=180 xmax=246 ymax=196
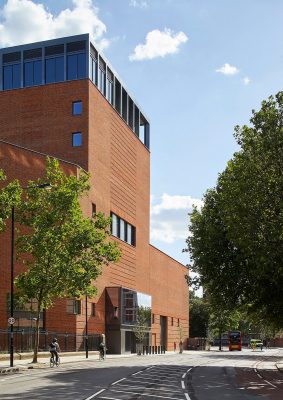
xmin=11 ymin=158 xmax=120 ymax=361
xmin=186 ymin=92 xmax=283 ymax=329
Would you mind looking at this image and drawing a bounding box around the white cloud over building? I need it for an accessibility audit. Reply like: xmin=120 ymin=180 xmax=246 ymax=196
xmin=0 ymin=0 xmax=108 ymax=49
xmin=129 ymin=28 xmax=188 ymax=61
xmin=150 ymin=194 xmax=202 ymax=244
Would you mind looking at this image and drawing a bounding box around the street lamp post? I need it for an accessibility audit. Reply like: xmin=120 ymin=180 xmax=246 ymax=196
xmin=10 ymin=205 xmax=15 ymax=367
xmin=9 ymin=183 xmax=51 ymax=367
xmin=85 ymin=295 xmax=88 ymax=358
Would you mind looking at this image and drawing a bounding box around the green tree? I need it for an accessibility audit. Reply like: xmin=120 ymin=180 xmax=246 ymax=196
xmin=0 ymin=170 xmax=21 ymax=231
xmin=14 ymin=158 xmax=121 ymax=362
xmin=189 ymin=291 xmax=209 ymax=338
xmin=133 ymin=306 xmax=151 ymax=354
xmin=186 ymin=92 xmax=283 ymax=329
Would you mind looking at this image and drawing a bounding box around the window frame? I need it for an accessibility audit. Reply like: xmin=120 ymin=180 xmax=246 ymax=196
xmin=72 ymin=100 xmax=82 ymax=116
xmin=72 ymin=131 xmax=82 ymax=147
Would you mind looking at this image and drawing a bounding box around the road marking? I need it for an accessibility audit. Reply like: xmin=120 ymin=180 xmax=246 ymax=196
xmin=185 ymin=393 xmax=191 ymax=400
xmin=111 ymin=389 xmax=183 ymax=399
xmin=124 ymin=378 xmax=179 ymax=388
xmin=111 ymin=378 xmax=126 ymax=385
xmin=84 ymin=389 xmax=105 ymax=399
xmin=114 ymin=384 xmax=182 ymax=394
xmin=187 ymin=368 xmax=192 ymax=373
xmin=132 ymin=370 xmax=143 ymax=376
xmin=181 ymin=380 xmax=185 ymax=389
xmin=263 ymin=379 xmax=277 ymax=388
xmin=254 ymin=368 xmax=278 ymax=388
xmin=182 ymin=373 xmax=186 ymax=379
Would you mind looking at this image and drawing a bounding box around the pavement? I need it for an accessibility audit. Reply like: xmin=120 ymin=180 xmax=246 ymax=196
xmin=1 ymin=348 xmax=282 ymax=375
xmin=0 ymin=350 xmax=173 ymax=374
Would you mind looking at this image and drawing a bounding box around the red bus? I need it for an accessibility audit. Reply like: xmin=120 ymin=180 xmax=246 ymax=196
xmin=228 ymin=331 xmax=242 ymax=351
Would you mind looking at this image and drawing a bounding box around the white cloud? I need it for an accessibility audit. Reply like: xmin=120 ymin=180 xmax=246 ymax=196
xmin=151 ymin=193 xmax=203 ymax=215
xmin=216 ymin=63 xmax=239 ymax=75
xmin=150 ymin=194 xmax=203 ymax=244
xmin=0 ymin=0 xmax=108 ymax=49
xmin=129 ymin=28 xmax=188 ymax=61
xmin=129 ymin=0 xmax=148 ymax=9
xmin=243 ymin=76 xmax=250 ymax=85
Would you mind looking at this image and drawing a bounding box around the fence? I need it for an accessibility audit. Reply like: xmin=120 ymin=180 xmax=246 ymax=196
xmin=0 ymin=329 xmax=100 ymax=353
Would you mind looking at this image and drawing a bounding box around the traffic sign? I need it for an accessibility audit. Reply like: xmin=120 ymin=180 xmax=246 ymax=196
xmin=8 ymin=317 xmax=15 ymax=325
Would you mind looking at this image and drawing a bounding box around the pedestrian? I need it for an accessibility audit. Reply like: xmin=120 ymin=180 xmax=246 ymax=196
xmin=179 ymin=340 xmax=183 ymax=354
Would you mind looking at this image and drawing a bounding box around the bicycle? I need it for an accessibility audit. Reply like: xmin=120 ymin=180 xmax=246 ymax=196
xmin=50 ymin=353 xmax=60 ymax=367
xmin=99 ymin=348 xmax=105 ymax=361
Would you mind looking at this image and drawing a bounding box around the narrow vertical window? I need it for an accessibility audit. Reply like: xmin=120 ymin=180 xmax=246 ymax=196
xmin=72 ymin=101 xmax=82 ymax=115
xmin=171 ymin=317 xmax=174 ymax=326
xmin=92 ymin=203 xmax=96 ymax=217
xmin=91 ymin=303 xmax=96 ymax=316
xmin=72 ymin=132 xmax=82 ymax=147
xmin=111 ymin=214 xmax=118 ymax=237
xmin=152 ymin=314 xmax=155 ymax=324
xmin=98 ymin=57 xmax=106 ymax=95
xmin=106 ymin=68 xmax=114 ymax=105
xmin=122 ymin=88 xmax=128 ymax=122
xmin=115 ymin=79 xmax=121 ymax=114
xmin=120 ymin=219 xmax=126 ymax=241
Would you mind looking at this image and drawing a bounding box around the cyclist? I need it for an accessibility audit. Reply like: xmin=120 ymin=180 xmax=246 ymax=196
xmin=49 ymin=338 xmax=60 ymax=364
xmin=99 ymin=342 xmax=106 ymax=360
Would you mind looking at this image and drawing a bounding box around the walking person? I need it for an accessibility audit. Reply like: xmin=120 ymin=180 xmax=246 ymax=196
xmin=49 ymin=338 xmax=60 ymax=365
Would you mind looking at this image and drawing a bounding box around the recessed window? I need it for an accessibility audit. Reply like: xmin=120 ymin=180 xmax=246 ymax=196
xmin=72 ymin=101 xmax=82 ymax=115
xmin=45 ymin=56 xmax=64 ymax=83
xmin=67 ymin=53 xmax=86 ymax=80
xmin=73 ymin=300 xmax=81 ymax=315
xmin=177 ymin=318 xmax=180 ymax=327
xmin=111 ymin=212 xmax=136 ymax=246
xmin=72 ymin=132 xmax=82 ymax=147
xmin=92 ymin=203 xmax=96 ymax=217
xmin=171 ymin=317 xmax=174 ymax=326
xmin=91 ymin=303 xmax=96 ymax=317
xmin=152 ymin=314 xmax=155 ymax=324
xmin=3 ymin=63 xmax=21 ymax=90
xmin=24 ymin=59 xmax=42 ymax=87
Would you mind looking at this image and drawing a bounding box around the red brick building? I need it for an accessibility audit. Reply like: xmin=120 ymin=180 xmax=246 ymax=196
xmin=0 ymin=34 xmax=189 ymax=353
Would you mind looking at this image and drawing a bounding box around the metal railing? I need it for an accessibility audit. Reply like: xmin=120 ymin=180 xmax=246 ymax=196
xmin=0 ymin=329 xmax=100 ymax=353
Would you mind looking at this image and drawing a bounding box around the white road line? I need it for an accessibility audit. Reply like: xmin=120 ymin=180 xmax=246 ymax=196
xmin=187 ymin=368 xmax=192 ymax=373
xmin=110 ymin=389 xmax=183 ymax=399
xmin=111 ymin=378 xmax=126 ymax=385
xmin=114 ymin=384 xmax=182 ymax=394
xmin=255 ymin=368 xmax=277 ymax=388
xmin=132 ymin=370 xmax=143 ymax=376
xmin=131 ymin=375 xmax=178 ymax=383
xmin=185 ymin=393 xmax=191 ymax=400
xmin=84 ymin=389 xmax=105 ymax=399
xmin=123 ymin=378 xmax=179 ymax=388
xmin=181 ymin=380 xmax=185 ymax=389
xmin=100 ymin=397 xmax=121 ymax=400
xmin=263 ymin=379 xmax=277 ymax=388
xmin=182 ymin=373 xmax=186 ymax=379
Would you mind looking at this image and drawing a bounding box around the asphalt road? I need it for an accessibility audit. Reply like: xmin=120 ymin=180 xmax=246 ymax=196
xmin=0 ymin=349 xmax=282 ymax=399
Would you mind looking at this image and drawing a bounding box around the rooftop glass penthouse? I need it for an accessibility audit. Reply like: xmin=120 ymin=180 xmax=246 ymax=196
xmin=0 ymin=33 xmax=150 ymax=149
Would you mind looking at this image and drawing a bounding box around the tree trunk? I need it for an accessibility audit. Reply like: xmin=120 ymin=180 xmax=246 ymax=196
xmin=218 ymin=327 xmax=222 ymax=351
xmin=32 ymin=302 xmax=41 ymax=363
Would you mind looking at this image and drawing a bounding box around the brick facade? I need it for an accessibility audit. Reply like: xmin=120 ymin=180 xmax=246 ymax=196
xmin=0 ymin=37 xmax=189 ymax=353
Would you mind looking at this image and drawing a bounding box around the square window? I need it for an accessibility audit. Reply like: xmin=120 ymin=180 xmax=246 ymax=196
xmin=72 ymin=101 xmax=82 ymax=115
xmin=72 ymin=132 xmax=82 ymax=147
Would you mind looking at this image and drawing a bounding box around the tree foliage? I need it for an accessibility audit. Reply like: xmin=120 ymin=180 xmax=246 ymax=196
xmin=189 ymin=291 xmax=209 ymax=338
xmin=186 ymin=92 xmax=283 ymax=329
xmin=13 ymin=158 xmax=121 ymax=361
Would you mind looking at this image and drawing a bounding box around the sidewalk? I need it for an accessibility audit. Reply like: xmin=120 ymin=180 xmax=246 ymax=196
xmin=0 ymin=350 xmax=178 ymax=374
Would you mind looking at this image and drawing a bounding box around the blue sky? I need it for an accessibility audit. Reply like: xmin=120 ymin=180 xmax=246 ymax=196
xmin=0 ymin=0 xmax=282 ymax=265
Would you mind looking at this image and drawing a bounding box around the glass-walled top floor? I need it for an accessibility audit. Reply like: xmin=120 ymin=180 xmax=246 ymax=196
xmin=0 ymin=34 xmax=150 ymax=149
